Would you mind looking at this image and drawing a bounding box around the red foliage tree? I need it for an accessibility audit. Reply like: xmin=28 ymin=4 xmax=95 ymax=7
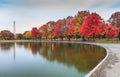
xmin=31 ymin=27 xmax=40 ymax=39
xmin=79 ymin=13 xmax=103 ymax=41
xmin=52 ymin=21 xmax=61 ymax=38
xmin=98 ymin=23 xmax=108 ymax=37
xmin=67 ymin=20 xmax=75 ymax=40
xmin=52 ymin=19 xmax=65 ymax=40
xmin=106 ymin=25 xmax=118 ymax=38
xmin=67 ymin=20 xmax=75 ymax=36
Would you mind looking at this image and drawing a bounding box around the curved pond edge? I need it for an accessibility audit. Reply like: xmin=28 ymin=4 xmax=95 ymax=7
xmin=84 ymin=43 xmax=109 ymax=77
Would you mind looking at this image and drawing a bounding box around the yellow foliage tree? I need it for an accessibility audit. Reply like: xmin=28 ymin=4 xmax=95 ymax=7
xmin=73 ymin=11 xmax=90 ymax=38
xmin=24 ymin=31 xmax=32 ymax=39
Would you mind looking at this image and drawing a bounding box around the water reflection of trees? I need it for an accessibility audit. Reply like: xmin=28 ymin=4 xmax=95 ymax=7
xmin=0 ymin=43 xmax=14 ymax=51
xmin=0 ymin=42 xmax=106 ymax=73
xmin=18 ymin=42 xmax=106 ymax=73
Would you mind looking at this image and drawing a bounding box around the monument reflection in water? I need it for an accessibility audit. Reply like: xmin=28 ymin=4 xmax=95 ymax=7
xmin=0 ymin=42 xmax=106 ymax=77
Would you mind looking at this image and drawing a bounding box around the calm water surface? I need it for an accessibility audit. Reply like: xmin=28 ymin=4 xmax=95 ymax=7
xmin=0 ymin=42 xmax=106 ymax=77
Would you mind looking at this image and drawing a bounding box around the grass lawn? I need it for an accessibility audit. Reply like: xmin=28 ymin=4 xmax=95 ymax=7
xmin=94 ymin=38 xmax=120 ymax=44
xmin=0 ymin=38 xmax=120 ymax=44
xmin=0 ymin=40 xmax=40 ymax=42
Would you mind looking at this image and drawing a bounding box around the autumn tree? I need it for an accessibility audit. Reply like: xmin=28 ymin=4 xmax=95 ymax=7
xmin=31 ymin=27 xmax=40 ymax=39
xmin=79 ymin=13 xmax=103 ymax=41
xmin=52 ymin=20 xmax=61 ymax=39
xmin=23 ymin=31 xmax=31 ymax=39
xmin=23 ymin=31 xmax=28 ymax=39
xmin=39 ymin=24 xmax=49 ymax=40
xmin=0 ymin=30 xmax=14 ymax=40
xmin=62 ymin=19 xmax=69 ymax=39
xmin=97 ymin=22 xmax=108 ymax=38
xmin=106 ymin=25 xmax=118 ymax=38
xmin=67 ymin=19 xmax=75 ymax=41
xmin=26 ymin=31 xmax=32 ymax=39
xmin=65 ymin=16 xmax=73 ymax=40
xmin=73 ymin=11 xmax=90 ymax=39
xmin=109 ymin=12 xmax=120 ymax=28
xmin=47 ymin=21 xmax=55 ymax=40
xmin=52 ymin=19 xmax=66 ymax=40
xmin=16 ymin=33 xmax=23 ymax=40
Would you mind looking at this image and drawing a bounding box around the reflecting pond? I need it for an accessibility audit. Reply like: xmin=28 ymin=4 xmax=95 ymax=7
xmin=0 ymin=42 xmax=106 ymax=77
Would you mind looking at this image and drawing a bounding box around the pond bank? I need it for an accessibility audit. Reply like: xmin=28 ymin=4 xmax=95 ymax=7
xmin=86 ymin=43 xmax=120 ymax=77
xmin=98 ymin=44 xmax=120 ymax=77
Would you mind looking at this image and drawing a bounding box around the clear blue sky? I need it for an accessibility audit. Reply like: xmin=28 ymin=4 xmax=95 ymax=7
xmin=0 ymin=0 xmax=120 ymax=33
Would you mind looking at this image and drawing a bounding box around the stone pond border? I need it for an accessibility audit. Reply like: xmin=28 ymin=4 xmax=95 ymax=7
xmin=84 ymin=43 xmax=109 ymax=77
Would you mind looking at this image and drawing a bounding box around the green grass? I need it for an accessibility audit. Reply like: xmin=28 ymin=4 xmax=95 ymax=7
xmin=92 ymin=38 xmax=120 ymax=44
xmin=0 ymin=40 xmax=40 ymax=42
xmin=0 ymin=38 xmax=120 ymax=44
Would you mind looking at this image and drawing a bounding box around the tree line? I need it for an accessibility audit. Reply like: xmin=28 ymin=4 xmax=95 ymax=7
xmin=0 ymin=11 xmax=120 ymax=41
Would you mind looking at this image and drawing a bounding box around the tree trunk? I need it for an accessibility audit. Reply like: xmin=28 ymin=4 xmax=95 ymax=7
xmin=93 ymin=33 xmax=95 ymax=42
xmin=67 ymin=35 xmax=71 ymax=41
xmin=118 ymin=32 xmax=120 ymax=40
xmin=60 ymin=36 xmax=63 ymax=41
xmin=82 ymin=36 xmax=86 ymax=41
xmin=50 ymin=32 xmax=52 ymax=41
xmin=46 ymin=36 xmax=47 ymax=40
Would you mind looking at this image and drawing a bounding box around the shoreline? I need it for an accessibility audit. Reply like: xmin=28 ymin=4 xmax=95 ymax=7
xmin=85 ymin=43 xmax=109 ymax=77
xmin=86 ymin=43 xmax=119 ymax=77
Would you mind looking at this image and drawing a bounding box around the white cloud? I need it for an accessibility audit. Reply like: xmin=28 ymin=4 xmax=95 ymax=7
xmin=0 ymin=0 xmax=120 ymax=33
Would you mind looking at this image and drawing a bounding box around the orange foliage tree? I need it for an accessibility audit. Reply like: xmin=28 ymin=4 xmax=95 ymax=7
xmin=39 ymin=24 xmax=49 ymax=40
xmin=73 ymin=11 xmax=90 ymax=39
